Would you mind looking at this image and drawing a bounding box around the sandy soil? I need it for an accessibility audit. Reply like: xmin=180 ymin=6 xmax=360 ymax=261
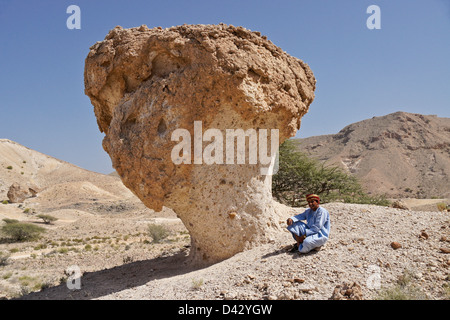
xmin=1 ymin=200 xmax=448 ymax=300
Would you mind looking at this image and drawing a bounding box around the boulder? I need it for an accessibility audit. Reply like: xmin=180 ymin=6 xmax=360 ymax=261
xmin=84 ymin=24 xmax=316 ymax=263
xmin=391 ymin=199 xmax=410 ymax=210
xmin=7 ymin=183 xmax=37 ymax=203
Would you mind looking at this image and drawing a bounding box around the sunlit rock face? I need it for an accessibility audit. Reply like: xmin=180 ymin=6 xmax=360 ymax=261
xmin=84 ymin=24 xmax=316 ymax=263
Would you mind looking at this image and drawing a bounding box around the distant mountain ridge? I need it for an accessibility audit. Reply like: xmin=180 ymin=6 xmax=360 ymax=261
xmin=0 ymin=139 xmax=133 ymax=202
xmin=293 ymin=111 xmax=450 ymax=198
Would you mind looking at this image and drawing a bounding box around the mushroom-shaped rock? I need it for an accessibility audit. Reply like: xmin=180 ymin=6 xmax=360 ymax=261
xmin=84 ymin=24 xmax=316 ymax=263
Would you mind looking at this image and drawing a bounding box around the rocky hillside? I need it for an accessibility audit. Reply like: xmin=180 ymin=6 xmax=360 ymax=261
xmin=0 ymin=139 xmax=135 ymax=205
xmin=293 ymin=112 xmax=450 ymax=199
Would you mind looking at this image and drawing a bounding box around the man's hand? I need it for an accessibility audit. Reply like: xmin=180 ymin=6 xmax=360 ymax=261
xmin=286 ymin=218 xmax=293 ymax=226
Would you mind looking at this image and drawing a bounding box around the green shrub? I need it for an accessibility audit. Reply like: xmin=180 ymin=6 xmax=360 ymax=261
xmin=2 ymin=200 xmax=8 ymax=205
xmin=272 ymin=140 xmax=384 ymax=206
xmin=1 ymin=222 xmax=45 ymax=242
xmin=148 ymin=224 xmax=170 ymax=243
xmin=2 ymin=218 xmax=19 ymax=224
xmin=37 ymin=214 xmax=58 ymax=224
xmin=437 ymin=202 xmax=448 ymax=212
xmin=343 ymin=193 xmax=391 ymax=207
xmin=191 ymin=278 xmax=204 ymax=290
xmin=0 ymin=251 xmax=10 ymax=266
xmin=375 ymin=269 xmax=428 ymax=300
xmin=6 ymin=166 xmax=12 ymax=170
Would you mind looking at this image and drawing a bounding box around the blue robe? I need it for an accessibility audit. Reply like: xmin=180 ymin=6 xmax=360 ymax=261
xmin=287 ymin=206 xmax=330 ymax=253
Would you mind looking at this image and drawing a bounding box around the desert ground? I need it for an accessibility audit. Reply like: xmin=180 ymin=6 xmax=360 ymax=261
xmin=0 ymin=195 xmax=449 ymax=300
xmin=0 ymin=139 xmax=449 ymax=300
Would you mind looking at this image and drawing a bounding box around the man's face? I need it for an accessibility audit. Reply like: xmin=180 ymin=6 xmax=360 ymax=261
xmin=308 ymin=199 xmax=319 ymax=211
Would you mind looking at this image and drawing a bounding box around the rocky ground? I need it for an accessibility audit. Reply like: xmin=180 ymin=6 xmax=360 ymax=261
xmin=1 ymin=201 xmax=448 ymax=300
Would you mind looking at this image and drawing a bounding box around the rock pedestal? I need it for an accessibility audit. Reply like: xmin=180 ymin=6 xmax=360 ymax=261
xmin=84 ymin=24 xmax=315 ymax=263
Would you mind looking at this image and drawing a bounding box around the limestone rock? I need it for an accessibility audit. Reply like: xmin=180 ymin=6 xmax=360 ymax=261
xmin=391 ymin=241 xmax=402 ymax=249
xmin=7 ymin=183 xmax=37 ymax=203
xmin=84 ymin=24 xmax=316 ymax=263
xmin=330 ymin=282 xmax=363 ymax=300
xmin=391 ymin=200 xmax=410 ymax=210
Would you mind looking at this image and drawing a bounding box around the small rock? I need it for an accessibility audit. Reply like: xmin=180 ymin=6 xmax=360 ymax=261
xmin=419 ymin=231 xmax=429 ymax=240
xmin=299 ymin=287 xmax=314 ymax=293
xmin=439 ymin=247 xmax=450 ymax=254
xmin=391 ymin=242 xmax=402 ymax=249
xmin=293 ymin=278 xmax=305 ymax=283
xmin=391 ymin=200 xmax=410 ymax=210
xmin=330 ymin=282 xmax=363 ymax=300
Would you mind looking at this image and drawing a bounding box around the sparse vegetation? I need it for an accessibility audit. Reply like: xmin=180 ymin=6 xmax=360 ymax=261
xmin=2 ymin=200 xmax=8 ymax=205
xmin=1 ymin=222 xmax=45 ymax=242
xmin=436 ymin=202 xmax=448 ymax=212
xmin=148 ymin=224 xmax=170 ymax=243
xmin=37 ymin=214 xmax=58 ymax=225
xmin=272 ymin=140 xmax=391 ymax=207
xmin=191 ymin=278 xmax=204 ymax=290
xmin=6 ymin=166 xmax=13 ymax=170
xmin=375 ymin=269 xmax=428 ymax=300
xmin=0 ymin=251 xmax=10 ymax=266
xmin=23 ymin=208 xmax=31 ymax=214
xmin=3 ymin=218 xmax=19 ymax=224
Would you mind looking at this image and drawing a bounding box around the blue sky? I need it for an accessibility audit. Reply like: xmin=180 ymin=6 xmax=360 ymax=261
xmin=0 ymin=0 xmax=449 ymax=174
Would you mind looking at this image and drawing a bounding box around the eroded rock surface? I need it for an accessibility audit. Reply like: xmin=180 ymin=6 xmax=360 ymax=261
xmin=84 ymin=24 xmax=315 ymax=263
xmin=7 ymin=182 xmax=37 ymax=203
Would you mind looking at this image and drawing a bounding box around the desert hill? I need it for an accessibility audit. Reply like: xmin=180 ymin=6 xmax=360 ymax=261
xmin=0 ymin=139 xmax=135 ymax=202
xmin=0 ymin=138 xmax=178 ymax=231
xmin=293 ymin=112 xmax=450 ymax=199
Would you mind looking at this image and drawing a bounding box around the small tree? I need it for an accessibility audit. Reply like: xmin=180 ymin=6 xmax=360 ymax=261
xmin=37 ymin=214 xmax=58 ymax=225
xmin=272 ymin=139 xmax=389 ymax=206
xmin=272 ymin=140 xmax=363 ymax=206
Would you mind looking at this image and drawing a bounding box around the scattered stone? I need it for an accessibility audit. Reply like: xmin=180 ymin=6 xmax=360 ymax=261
xmin=391 ymin=200 xmax=410 ymax=210
xmin=391 ymin=242 xmax=402 ymax=249
xmin=330 ymin=282 xmax=363 ymax=300
xmin=439 ymin=247 xmax=450 ymax=254
xmin=419 ymin=231 xmax=429 ymax=240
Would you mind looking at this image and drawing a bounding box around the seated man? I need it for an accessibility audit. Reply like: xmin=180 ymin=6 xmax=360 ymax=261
xmin=286 ymin=194 xmax=330 ymax=253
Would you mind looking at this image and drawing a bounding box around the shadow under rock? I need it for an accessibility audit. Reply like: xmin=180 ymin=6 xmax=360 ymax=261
xmin=17 ymin=249 xmax=209 ymax=300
